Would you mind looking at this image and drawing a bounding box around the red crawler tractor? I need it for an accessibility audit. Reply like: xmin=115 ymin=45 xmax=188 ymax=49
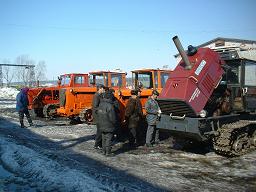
xmin=157 ymin=36 xmax=256 ymax=156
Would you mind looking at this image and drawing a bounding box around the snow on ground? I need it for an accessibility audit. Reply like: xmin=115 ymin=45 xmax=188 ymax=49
xmin=0 ymin=87 xmax=19 ymax=99
xmin=0 ymin=136 xmax=112 ymax=192
xmin=0 ymin=89 xmax=256 ymax=191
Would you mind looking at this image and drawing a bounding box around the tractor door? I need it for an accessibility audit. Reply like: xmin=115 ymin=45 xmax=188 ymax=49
xmin=242 ymin=60 xmax=256 ymax=112
xmin=225 ymin=60 xmax=243 ymax=112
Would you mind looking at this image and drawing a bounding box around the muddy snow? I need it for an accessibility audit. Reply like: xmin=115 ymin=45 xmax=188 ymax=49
xmin=0 ymin=87 xmax=255 ymax=192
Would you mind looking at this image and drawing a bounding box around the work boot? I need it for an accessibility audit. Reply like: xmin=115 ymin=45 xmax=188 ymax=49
xmin=145 ymin=143 xmax=153 ymax=148
xmin=20 ymin=121 xmax=26 ymax=128
xmin=94 ymin=146 xmax=102 ymax=150
xmin=105 ymin=152 xmax=114 ymax=157
xmin=105 ymin=147 xmax=114 ymax=157
xmin=28 ymin=117 xmax=33 ymax=126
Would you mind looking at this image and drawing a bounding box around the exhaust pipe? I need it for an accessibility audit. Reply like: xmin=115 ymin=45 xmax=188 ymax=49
xmin=172 ymin=36 xmax=192 ymax=69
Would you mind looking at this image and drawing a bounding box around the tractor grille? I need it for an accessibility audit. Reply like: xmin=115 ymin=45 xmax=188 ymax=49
xmin=157 ymin=99 xmax=197 ymax=117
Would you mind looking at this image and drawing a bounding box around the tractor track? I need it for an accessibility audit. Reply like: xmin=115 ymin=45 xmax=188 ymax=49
xmin=213 ymin=120 xmax=256 ymax=157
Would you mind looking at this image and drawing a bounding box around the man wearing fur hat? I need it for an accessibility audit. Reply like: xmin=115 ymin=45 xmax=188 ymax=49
xmin=124 ymin=89 xmax=143 ymax=148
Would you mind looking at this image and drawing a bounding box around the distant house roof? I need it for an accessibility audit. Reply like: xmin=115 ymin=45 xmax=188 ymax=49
xmin=174 ymin=37 xmax=256 ymax=58
xmin=198 ymin=37 xmax=256 ymax=48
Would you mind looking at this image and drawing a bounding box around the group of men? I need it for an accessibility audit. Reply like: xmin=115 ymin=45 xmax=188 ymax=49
xmin=92 ymin=84 xmax=162 ymax=156
xmin=16 ymin=85 xmax=162 ymax=157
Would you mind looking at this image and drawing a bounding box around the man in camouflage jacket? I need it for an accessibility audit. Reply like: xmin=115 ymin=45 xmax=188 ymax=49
xmin=145 ymin=90 xmax=161 ymax=147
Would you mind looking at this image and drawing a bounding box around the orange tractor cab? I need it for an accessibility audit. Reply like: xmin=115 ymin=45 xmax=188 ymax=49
xmin=28 ymin=73 xmax=89 ymax=117
xmin=57 ymin=70 xmax=127 ymax=121
xmin=132 ymin=68 xmax=171 ymax=108
xmin=116 ymin=69 xmax=172 ymax=117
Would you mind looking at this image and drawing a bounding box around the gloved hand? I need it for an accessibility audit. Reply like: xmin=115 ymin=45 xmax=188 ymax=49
xmin=157 ymin=109 xmax=162 ymax=116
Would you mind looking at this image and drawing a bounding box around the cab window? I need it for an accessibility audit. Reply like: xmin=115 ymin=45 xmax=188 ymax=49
xmin=245 ymin=62 xmax=256 ymax=86
xmin=90 ymin=74 xmax=104 ymax=85
xmin=154 ymin=71 xmax=158 ymax=88
xmin=61 ymin=75 xmax=71 ymax=85
xmin=111 ymin=74 xmax=122 ymax=87
xmin=225 ymin=63 xmax=241 ymax=84
xmin=74 ymin=76 xmax=84 ymax=85
xmin=137 ymin=72 xmax=153 ymax=89
xmin=161 ymin=72 xmax=170 ymax=87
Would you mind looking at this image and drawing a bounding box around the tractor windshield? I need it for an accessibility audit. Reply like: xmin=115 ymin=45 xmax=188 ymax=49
xmin=133 ymin=72 xmax=153 ymax=89
xmin=90 ymin=74 xmax=104 ymax=86
xmin=111 ymin=74 xmax=122 ymax=87
xmin=61 ymin=75 xmax=71 ymax=86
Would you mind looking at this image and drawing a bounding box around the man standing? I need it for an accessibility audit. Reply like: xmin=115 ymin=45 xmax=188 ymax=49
xmin=97 ymin=91 xmax=116 ymax=156
xmin=145 ymin=90 xmax=161 ymax=147
xmin=92 ymin=84 xmax=105 ymax=149
xmin=124 ymin=89 xmax=143 ymax=148
xmin=16 ymin=87 xmax=33 ymax=128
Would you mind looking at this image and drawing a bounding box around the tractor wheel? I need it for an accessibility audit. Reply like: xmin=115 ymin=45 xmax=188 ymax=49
xmin=43 ymin=104 xmax=57 ymax=118
xmin=79 ymin=108 xmax=93 ymax=124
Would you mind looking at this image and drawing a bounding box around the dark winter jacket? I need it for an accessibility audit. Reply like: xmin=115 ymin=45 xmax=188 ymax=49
xmin=92 ymin=92 xmax=103 ymax=122
xmin=16 ymin=88 xmax=29 ymax=112
xmin=97 ymin=98 xmax=116 ymax=132
xmin=125 ymin=97 xmax=143 ymax=128
xmin=145 ymin=97 xmax=160 ymax=125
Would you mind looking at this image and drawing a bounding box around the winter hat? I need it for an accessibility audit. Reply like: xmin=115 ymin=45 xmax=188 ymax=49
xmin=152 ymin=90 xmax=159 ymax=96
xmin=104 ymin=90 xmax=114 ymax=100
xmin=22 ymin=87 xmax=29 ymax=93
xmin=130 ymin=89 xmax=138 ymax=96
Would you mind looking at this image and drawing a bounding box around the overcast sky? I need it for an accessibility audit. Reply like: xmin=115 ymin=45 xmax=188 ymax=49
xmin=0 ymin=0 xmax=255 ymax=79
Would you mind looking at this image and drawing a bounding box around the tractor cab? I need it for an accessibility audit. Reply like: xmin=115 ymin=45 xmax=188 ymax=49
xmin=132 ymin=68 xmax=170 ymax=91
xmin=59 ymin=73 xmax=89 ymax=87
xmin=89 ymin=70 xmax=127 ymax=88
xmin=219 ymin=51 xmax=256 ymax=113
xmin=117 ymin=68 xmax=172 ymax=117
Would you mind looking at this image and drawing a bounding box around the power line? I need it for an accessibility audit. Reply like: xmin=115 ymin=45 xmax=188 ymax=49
xmin=1 ymin=23 xmax=256 ymax=34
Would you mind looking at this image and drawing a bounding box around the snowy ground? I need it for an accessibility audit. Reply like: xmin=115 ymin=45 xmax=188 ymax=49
xmin=0 ymin=87 xmax=256 ymax=192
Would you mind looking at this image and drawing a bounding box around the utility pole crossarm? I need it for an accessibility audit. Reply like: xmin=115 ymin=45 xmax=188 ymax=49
xmin=0 ymin=64 xmax=35 ymax=67
xmin=0 ymin=64 xmax=35 ymax=87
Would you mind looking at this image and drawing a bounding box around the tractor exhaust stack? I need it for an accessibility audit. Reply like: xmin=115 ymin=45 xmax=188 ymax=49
xmin=172 ymin=36 xmax=191 ymax=69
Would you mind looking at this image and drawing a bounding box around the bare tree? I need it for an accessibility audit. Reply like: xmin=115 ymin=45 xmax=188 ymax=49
xmin=1 ymin=59 xmax=15 ymax=87
xmin=35 ymin=60 xmax=47 ymax=82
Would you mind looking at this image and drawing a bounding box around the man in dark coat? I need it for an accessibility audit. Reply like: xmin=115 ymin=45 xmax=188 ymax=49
xmin=109 ymin=89 xmax=121 ymax=140
xmin=124 ymin=89 xmax=143 ymax=148
xmin=16 ymin=87 xmax=33 ymax=128
xmin=97 ymin=91 xmax=116 ymax=156
xmin=145 ymin=90 xmax=161 ymax=147
xmin=92 ymin=84 xmax=105 ymax=149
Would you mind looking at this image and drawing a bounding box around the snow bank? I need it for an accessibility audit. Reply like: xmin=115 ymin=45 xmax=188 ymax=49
xmin=0 ymin=137 xmax=112 ymax=192
xmin=0 ymin=87 xmax=19 ymax=99
xmin=41 ymin=83 xmax=55 ymax=87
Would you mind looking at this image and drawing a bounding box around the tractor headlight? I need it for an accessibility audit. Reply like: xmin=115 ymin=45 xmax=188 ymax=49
xmin=199 ymin=110 xmax=207 ymax=118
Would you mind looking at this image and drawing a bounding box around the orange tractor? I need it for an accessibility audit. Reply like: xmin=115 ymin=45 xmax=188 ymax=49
xmin=56 ymin=69 xmax=171 ymax=123
xmin=56 ymin=70 xmax=127 ymax=121
xmin=27 ymin=73 xmax=89 ymax=117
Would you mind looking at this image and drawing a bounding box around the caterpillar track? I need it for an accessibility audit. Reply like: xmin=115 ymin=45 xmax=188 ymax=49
xmin=43 ymin=104 xmax=58 ymax=118
xmin=213 ymin=120 xmax=256 ymax=157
